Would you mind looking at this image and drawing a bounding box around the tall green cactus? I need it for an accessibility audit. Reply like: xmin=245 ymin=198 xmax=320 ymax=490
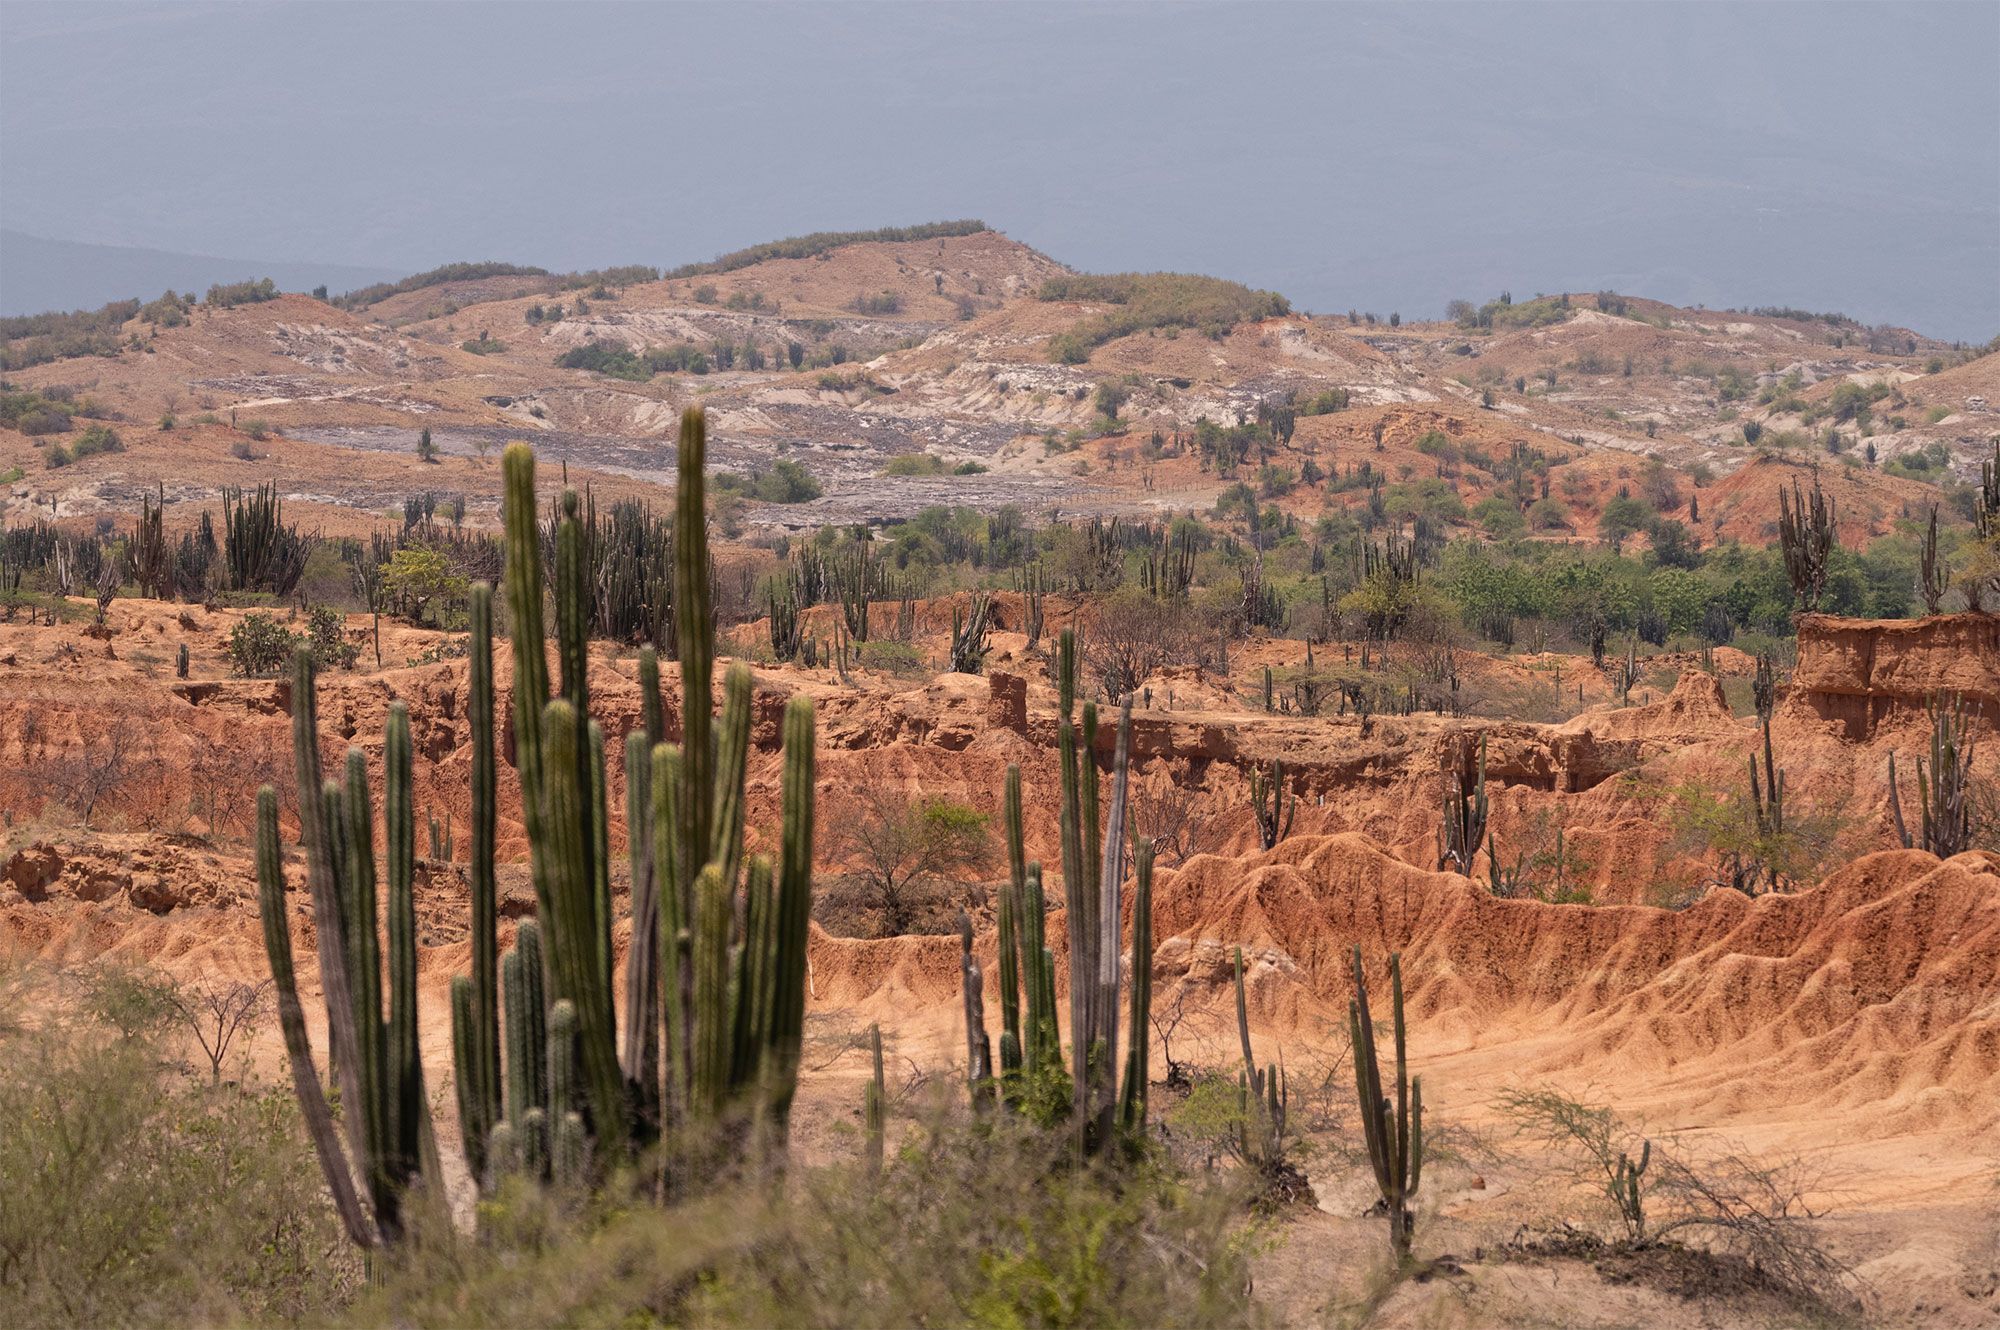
xmin=1351 ymin=946 xmax=1423 ymax=1264
xmin=1889 ymin=691 xmax=1976 ymax=857
xmin=1438 ymin=736 xmax=1488 ymax=875
xmin=864 ymin=1023 xmax=886 ymax=1178
xmin=1250 ymin=758 xmax=1295 ymax=851
xmin=1610 ymin=1138 xmax=1650 ymax=1240
xmin=970 ymin=634 xmax=1150 ymax=1155
xmin=1231 ymin=948 xmax=1289 ymax=1178
xmin=254 ymin=658 xmax=438 ymax=1248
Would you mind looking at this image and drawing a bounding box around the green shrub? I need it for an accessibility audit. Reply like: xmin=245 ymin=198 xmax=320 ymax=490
xmin=667 ymin=220 xmax=988 ymax=278
xmin=336 ymin=262 xmax=549 ymax=309
xmin=226 ymin=611 xmax=298 ymax=676
xmin=1039 ymin=272 xmax=1290 ymax=360
xmin=0 ymin=387 xmax=74 ymax=434
xmin=460 ymin=334 xmax=506 ymax=355
xmin=849 ymin=291 xmax=904 ymax=316
xmin=884 ymin=453 xmax=949 ymax=477
xmin=557 ymin=340 xmax=650 ymax=380
xmin=0 ymin=963 xmax=359 ymax=1326
xmin=714 ymin=459 xmax=822 ymax=503
xmin=71 ymin=424 xmax=124 ymax=458
xmin=205 ymin=277 xmax=278 ymax=308
xmin=0 ymin=298 xmax=138 ymax=369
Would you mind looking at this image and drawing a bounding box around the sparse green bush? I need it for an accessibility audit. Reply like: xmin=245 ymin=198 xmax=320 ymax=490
xmin=666 ymin=220 xmax=987 ymax=278
xmin=557 ymin=340 xmax=650 ymax=380
xmin=0 ymin=962 xmax=359 ymax=1326
xmin=227 ymin=611 xmax=299 ymax=676
xmin=714 ymin=458 xmax=822 ymax=503
xmin=883 ymin=453 xmax=949 ymax=477
xmin=1040 ymin=272 xmax=1290 ymax=361
xmin=205 ymin=277 xmax=278 ymax=308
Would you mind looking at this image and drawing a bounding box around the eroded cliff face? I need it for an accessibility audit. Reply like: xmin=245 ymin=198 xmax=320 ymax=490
xmin=1792 ymin=613 xmax=2000 ymax=738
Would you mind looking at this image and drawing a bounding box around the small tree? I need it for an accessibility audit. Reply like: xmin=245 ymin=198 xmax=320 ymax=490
xmin=382 ymin=545 xmax=466 ymax=624
xmin=416 ymin=426 xmax=438 ymax=464
xmin=842 ymin=790 xmax=991 ymax=936
xmin=165 ymin=976 xmax=272 ymax=1082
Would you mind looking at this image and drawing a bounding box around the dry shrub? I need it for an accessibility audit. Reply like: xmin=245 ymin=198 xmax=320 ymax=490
xmin=362 ymin=1111 xmax=1261 ymax=1328
xmin=0 ymin=961 xmax=359 ymax=1327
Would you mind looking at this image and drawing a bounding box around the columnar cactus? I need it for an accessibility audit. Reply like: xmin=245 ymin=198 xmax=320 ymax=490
xmin=1250 ymin=758 xmax=1295 ymax=851
xmin=1351 ymin=946 xmax=1423 ymax=1264
xmin=947 ymin=592 xmax=993 ymax=674
xmin=268 ymin=405 xmax=819 ymax=1231
xmin=1778 ymin=472 xmax=1836 ymax=613
xmin=1437 ymin=736 xmax=1488 ymax=875
xmin=1610 ymin=1138 xmax=1650 ymax=1240
xmin=975 ymin=632 xmax=1151 ymax=1155
xmin=1889 ymin=691 xmax=1976 ymax=857
xmin=864 ymin=1023 xmax=886 ymax=1178
xmin=255 ymin=659 xmax=438 ymax=1248
xmin=1232 ymin=947 xmax=1288 ymax=1175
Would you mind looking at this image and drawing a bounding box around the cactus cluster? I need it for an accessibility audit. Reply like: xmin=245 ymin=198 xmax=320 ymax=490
xmin=258 ymin=407 xmax=818 ymax=1245
xmin=1250 ymin=758 xmax=1295 ymax=851
xmin=1777 ymin=473 xmax=1836 ymax=613
xmin=255 ymin=659 xmax=440 ymax=1250
xmin=1437 ymin=736 xmax=1488 ymax=874
xmin=1017 ymin=562 xmax=1046 ymax=650
xmin=1350 ymin=946 xmax=1423 ymax=1263
xmin=963 ymin=629 xmax=1154 ymax=1157
xmin=1231 ymin=948 xmax=1288 ymax=1174
xmin=947 ymin=592 xmax=993 ymax=674
xmin=1889 ymin=692 xmax=1977 ymax=857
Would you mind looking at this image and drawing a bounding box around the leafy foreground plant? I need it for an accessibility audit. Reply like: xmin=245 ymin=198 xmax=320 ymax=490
xmin=0 ymin=961 xmax=359 ymax=1328
xmin=256 ymin=406 xmax=818 ymax=1252
xmin=353 ymin=1112 xmax=1260 ymax=1329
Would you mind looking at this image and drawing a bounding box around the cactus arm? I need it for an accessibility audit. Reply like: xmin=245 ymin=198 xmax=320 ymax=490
xmin=541 ymin=700 xmax=628 ymax=1161
xmin=256 ymin=787 xmax=375 ymax=1247
xmin=623 ymin=730 xmax=661 ymax=1136
xmin=338 ymin=748 xmax=394 ymax=1233
xmin=469 ymin=602 xmax=498 ymax=1138
xmin=1093 ymin=698 xmax=1133 ymax=1143
xmin=766 ymin=695 xmax=817 ymax=1131
xmin=289 ymin=652 xmax=367 ymax=1160
xmin=1118 ymin=841 xmax=1154 ymax=1136
xmin=385 ymin=704 xmax=422 ymax=1187
xmin=673 ymin=409 xmax=715 ymax=890
xmin=652 ymin=745 xmax=688 ymax=1122
xmin=588 ymin=719 xmax=613 ymax=1000
xmin=710 ymin=663 xmax=753 ymax=887
xmin=690 ymin=862 xmax=731 ymax=1120
xmin=998 ymin=765 xmax=1025 ymax=1060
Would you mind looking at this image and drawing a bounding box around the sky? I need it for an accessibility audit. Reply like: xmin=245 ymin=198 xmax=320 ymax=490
xmin=3 ymin=1 xmax=1996 ymax=339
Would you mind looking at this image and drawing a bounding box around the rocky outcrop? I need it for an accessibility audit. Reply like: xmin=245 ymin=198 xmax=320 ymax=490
xmin=1792 ymin=613 xmax=2000 ymax=738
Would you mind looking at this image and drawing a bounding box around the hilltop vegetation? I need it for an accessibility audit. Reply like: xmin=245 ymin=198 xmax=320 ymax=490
xmin=333 ymin=261 xmax=552 ymax=309
xmin=1041 ymin=272 xmax=1291 ymax=363
xmin=665 ymin=219 xmax=990 ymax=278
